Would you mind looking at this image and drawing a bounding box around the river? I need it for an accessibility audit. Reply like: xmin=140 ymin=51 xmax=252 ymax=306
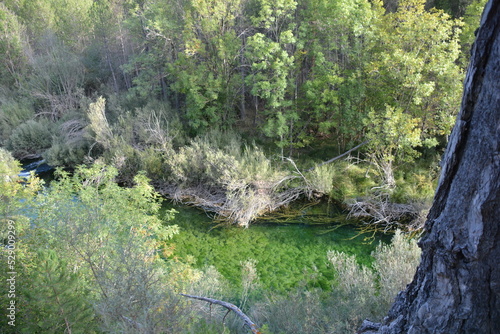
xmin=20 ymin=158 xmax=385 ymax=293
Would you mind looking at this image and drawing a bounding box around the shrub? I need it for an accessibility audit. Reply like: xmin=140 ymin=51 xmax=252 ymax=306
xmin=372 ymin=230 xmax=421 ymax=309
xmin=43 ymin=139 xmax=91 ymax=167
xmin=6 ymin=119 xmax=53 ymax=159
xmin=251 ymin=289 xmax=328 ymax=334
xmin=0 ymin=97 xmax=34 ymax=145
xmin=134 ymin=100 xmax=185 ymax=148
xmin=326 ymin=230 xmax=421 ymax=332
xmin=86 ymin=96 xmax=114 ymax=150
xmin=44 ymin=113 xmax=92 ymax=166
xmin=330 ymin=162 xmax=377 ymax=201
xmin=305 ymin=164 xmax=336 ymax=196
xmin=327 ymin=250 xmax=378 ymax=332
xmin=163 ymin=136 xmax=298 ymax=226
xmin=21 ymin=163 xmax=193 ymax=333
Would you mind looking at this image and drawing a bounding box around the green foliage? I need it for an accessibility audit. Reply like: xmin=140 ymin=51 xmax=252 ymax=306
xmin=166 ymin=132 xmax=242 ymax=187
xmin=327 ymin=249 xmax=378 ymax=332
xmin=3 ymin=0 xmax=55 ymax=42
xmin=305 ymin=164 xmax=337 ymax=196
xmin=365 ymin=105 xmax=423 ymax=187
xmin=391 ymin=166 xmax=439 ymax=203
xmin=372 ymin=230 xmax=421 ymax=308
xmin=162 ymin=131 xmax=303 ymax=226
xmin=0 ymin=0 xmax=468 ymax=215
xmin=459 ymin=0 xmax=488 ymax=66
xmin=170 ymin=61 xmax=227 ymax=130
xmin=327 ymin=230 xmax=421 ymax=331
xmin=6 ymin=119 xmax=53 ymax=159
xmin=167 ymin=204 xmax=378 ymax=293
xmin=0 ymin=3 xmax=29 ymax=88
xmin=0 ymin=97 xmax=34 ymax=145
xmin=245 ymin=0 xmax=300 ymax=153
xmin=367 ymin=0 xmax=463 ymax=142
xmin=28 ymin=35 xmax=86 ymax=119
xmin=246 ymin=32 xmax=295 ymax=110
xmin=251 ymin=289 xmax=328 ymax=334
xmin=43 ymin=110 xmax=92 ymax=167
xmin=19 ymin=163 xmax=189 ymax=332
xmin=0 ymin=148 xmax=41 ymax=236
xmin=169 ymin=0 xmax=243 ymax=131
xmin=0 ymin=149 xmax=42 ymax=332
xmin=298 ymin=0 xmax=377 ymax=149
xmin=23 ymin=249 xmax=96 ymax=334
xmin=0 ymin=3 xmax=474 ymax=329
xmin=328 ymin=162 xmax=377 ymax=201
xmin=49 ymin=0 xmax=93 ymax=51
xmin=86 ymin=96 xmax=114 ymax=150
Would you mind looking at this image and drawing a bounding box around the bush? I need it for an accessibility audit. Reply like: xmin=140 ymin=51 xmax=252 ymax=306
xmin=44 ymin=113 xmax=92 ymax=166
xmin=0 ymin=97 xmax=34 ymax=145
xmin=305 ymin=164 xmax=336 ymax=196
xmin=6 ymin=119 xmax=53 ymax=159
xmin=327 ymin=230 xmax=421 ymax=332
xmin=251 ymin=289 xmax=328 ymax=334
xmin=43 ymin=139 xmax=91 ymax=167
xmin=372 ymin=230 xmax=421 ymax=309
xmin=166 ymin=135 xmax=241 ymax=187
xmin=134 ymin=100 xmax=185 ymax=149
xmin=162 ymin=133 xmax=294 ymax=226
xmin=330 ymin=162 xmax=377 ymax=201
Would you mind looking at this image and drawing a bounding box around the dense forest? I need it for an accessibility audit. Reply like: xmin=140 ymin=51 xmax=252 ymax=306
xmin=0 ymin=0 xmax=488 ymax=332
xmin=0 ymin=0 xmax=486 ymax=226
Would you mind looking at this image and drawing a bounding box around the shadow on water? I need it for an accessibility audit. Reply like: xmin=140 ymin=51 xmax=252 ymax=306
xmin=18 ymin=158 xmax=54 ymax=183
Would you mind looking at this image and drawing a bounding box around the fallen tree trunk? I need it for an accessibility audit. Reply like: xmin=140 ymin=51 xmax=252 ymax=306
xmin=304 ymin=140 xmax=369 ymax=172
xmin=180 ymin=294 xmax=261 ymax=334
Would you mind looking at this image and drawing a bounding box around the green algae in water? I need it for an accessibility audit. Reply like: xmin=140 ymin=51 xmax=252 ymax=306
xmin=162 ymin=203 xmax=385 ymax=293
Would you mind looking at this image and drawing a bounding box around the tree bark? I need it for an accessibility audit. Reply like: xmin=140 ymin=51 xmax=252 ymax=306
xmin=359 ymin=1 xmax=500 ymax=333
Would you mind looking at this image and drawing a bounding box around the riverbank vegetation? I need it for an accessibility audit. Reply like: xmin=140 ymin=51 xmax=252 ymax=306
xmin=0 ymin=0 xmax=487 ymax=229
xmin=1 ymin=150 xmax=421 ymax=333
xmin=0 ymin=0 xmax=488 ymax=332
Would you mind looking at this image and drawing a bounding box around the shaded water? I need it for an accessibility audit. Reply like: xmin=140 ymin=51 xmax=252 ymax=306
xmin=163 ymin=202 xmax=388 ymax=293
xmin=19 ymin=158 xmax=54 ymax=182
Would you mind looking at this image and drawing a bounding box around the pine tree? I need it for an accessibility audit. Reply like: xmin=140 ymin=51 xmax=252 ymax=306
xmin=24 ymin=250 xmax=97 ymax=334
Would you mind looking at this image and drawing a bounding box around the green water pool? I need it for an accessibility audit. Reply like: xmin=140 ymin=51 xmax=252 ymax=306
xmin=163 ymin=202 xmax=387 ymax=293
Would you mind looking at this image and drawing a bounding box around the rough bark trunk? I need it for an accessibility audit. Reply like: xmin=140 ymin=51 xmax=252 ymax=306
xmin=359 ymin=2 xmax=500 ymax=333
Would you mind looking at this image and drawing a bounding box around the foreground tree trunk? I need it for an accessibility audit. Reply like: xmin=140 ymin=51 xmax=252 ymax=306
xmin=360 ymin=2 xmax=500 ymax=333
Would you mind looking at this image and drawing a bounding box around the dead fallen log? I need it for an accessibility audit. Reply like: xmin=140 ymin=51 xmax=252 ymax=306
xmin=305 ymin=140 xmax=369 ymax=172
xmin=179 ymin=294 xmax=261 ymax=334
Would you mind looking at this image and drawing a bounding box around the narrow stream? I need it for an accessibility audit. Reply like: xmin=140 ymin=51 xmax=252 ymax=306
xmin=19 ymin=158 xmax=387 ymax=293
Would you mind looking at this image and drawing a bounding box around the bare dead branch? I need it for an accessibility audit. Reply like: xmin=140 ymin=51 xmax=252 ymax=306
xmin=305 ymin=140 xmax=369 ymax=172
xmin=347 ymin=194 xmax=426 ymax=232
xmin=179 ymin=294 xmax=261 ymax=334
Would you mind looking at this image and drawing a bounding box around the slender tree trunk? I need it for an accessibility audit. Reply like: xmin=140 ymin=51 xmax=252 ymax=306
xmin=360 ymin=2 xmax=500 ymax=333
xmin=104 ymin=38 xmax=119 ymax=94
